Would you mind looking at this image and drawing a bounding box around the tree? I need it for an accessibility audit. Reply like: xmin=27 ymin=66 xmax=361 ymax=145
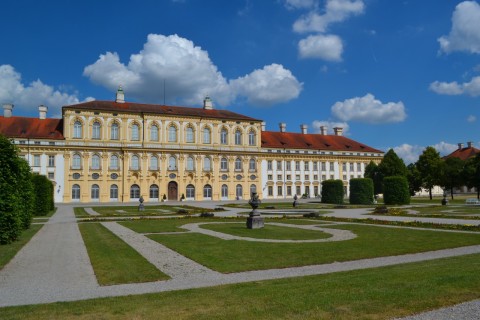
xmin=416 ymin=146 xmax=443 ymax=200
xmin=321 ymin=180 xmax=344 ymax=204
xmin=383 ymin=176 xmax=410 ymax=205
xmin=364 ymin=161 xmax=383 ymax=195
xmin=349 ymin=178 xmax=374 ymax=205
xmin=378 ymin=149 xmax=407 ymax=178
xmin=406 ymin=163 xmax=422 ymax=196
xmin=464 ymin=154 xmax=480 ymax=199
xmin=442 ymin=157 xmax=465 ymax=200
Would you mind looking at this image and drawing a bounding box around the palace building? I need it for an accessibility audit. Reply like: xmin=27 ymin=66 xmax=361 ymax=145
xmin=0 ymin=88 xmax=383 ymax=203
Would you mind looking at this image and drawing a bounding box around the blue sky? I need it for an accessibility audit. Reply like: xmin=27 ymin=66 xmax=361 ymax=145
xmin=1 ymin=0 xmax=479 ymax=163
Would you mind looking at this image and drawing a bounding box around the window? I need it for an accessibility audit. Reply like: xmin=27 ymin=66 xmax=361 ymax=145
xmin=305 ymin=186 xmax=310 ymax=196
xmin=48 ymin=155 xmax=55 ymax=167
xmin=221 ymin=184 xmax=228 ymax=198
xmin=296 ymin=186 xmax=301 ymax=196
xmin=313 ymin=162 xmax=318 ymax=171
xmin=295 ymin=174 xmax=300 ymax=180
xmin=186 ymin=127 xmax=194 ymax=143
xmin=321 ymin=162 xmax=326 ymax=171
xmin=110 ymin=155 xmax=119 ymax=170
xmin=330 ymin=162 xmax=334 ymax=171
xmin=220 ymin=157 xmax=228 ymax=171
xmin=343 ymin=175 xmax=347 ymax=180
xmin=314 ymin=186 xmax=319 ymax=197
xmin=249 ymin=158 xmax=256 ymax=171
xmin=72 ymin=184 xmax=80 ymax=200
xmin=304 ymin=162 xmax=309 ymax=171
xmin=91 ymin=184 xmax=100 ymax=200
xmin=248 ymin=130 xmax=256 ymax=146
xmin=72 ymin=154 xmax=81 ymax=169
xmin=250 ymin=184 xmax=256 ymax=196
xmin=235 ymin=130 xmax=242 ymax=145
xmin=186 ymin=184 xmax=195 ymax=199
xmin=92 ymin=121 xmax=101 ymax=139
xmin=322 ymin=174 xmax=326 ymax=180
xmin=235 ymin=158 xmax=242 ymax=171
xmin=236 ymin=184 xmax=243 ymax=198
xmin=268 ymin=186 xmax=273 ymax=196
xmin=277 ymin=174 xmax=282 ymax=180
xmin=305 ymin=175 xmax=310 ymax=181
xmin=277 ymin=186 xmax=283 ymax=196
xmin=350 ymin=163 xmax=354 ymax=171
xmin=150 ymin=184 xmax=159 ymax=199
xmin=33 ymin=155 xmax=41 ymax=167
xmin=130 ymin=184 xmax=140 ymax=199
xmin=150 ymin=156 xmax=158 ymax=170
xmin=34 ymin=141 xmax=40 ymax=145
xmin=168 ymin=156 xmax=177 ymax=170
xmin=203 ymin=127 xmax=211 ymax=144
xmin=268 ymin=174 xmax=273 ymax=180
xmin=131 ymin=155 xmax=139 ymax=170
xmin=48 ymin=172 xmax=54 ymax=180
xmin=186 ymin=156 xmax=195 ymax=171
xmin=295 ymin=161 xmax=300 ymax=171
xmin=73 ymin=121 xmax=82 ymax=138
xmin=203 ymin=184 xmax=212 ymax=199
xmin=91 ymin=154 xmax=101 ymax=170
xmin=204 ymin=157 xmax=212 ymax=171
xmin=110 ymin=185 xmax=118 ymax=200
xmin=168 ymin=125 xmax=177 ymax=142
xmin=111 ymin=122 xmax=119 ymax=140
xmin=220 ymin=128 xmax=228 ymax=144
xmin=131 ymin=123 xmax=140 ymax=141
xmin=151 ymin=125 xmax=159 ymax=141
xmin=314 ymin=174 xmax=318 ymax=180
xmin=287 ymin=186 xmax=292 ymax=196
xmin=286 ymin=161 xmax=291 ymax=171
xmin=277 ymin=161 xmax=282 ymax=170
xmin=342 ymin=163 xmax=347 ymax=171
xmin=287 ymin=174 xmax=291 ymax=180
xmin=267 ymin=161 xmax=272 ymax=170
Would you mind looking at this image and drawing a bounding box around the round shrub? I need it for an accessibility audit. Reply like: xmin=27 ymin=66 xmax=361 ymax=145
xmin=31 ymin=174 xmax=54 ymax=216
xmin=321 ymin=180 xmax=344 ymax=204
xmin=383 ymin=176 xmax=410 ymax=205
xmin=349 ymin=178 xmax=374 ymax=205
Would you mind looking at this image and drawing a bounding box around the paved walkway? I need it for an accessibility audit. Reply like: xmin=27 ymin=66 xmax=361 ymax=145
xmin=0 ymin=202 xmax=479 ymax=320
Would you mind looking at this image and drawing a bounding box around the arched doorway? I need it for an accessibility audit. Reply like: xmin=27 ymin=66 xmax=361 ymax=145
xmin=168 ymin=181 xmax=178 ymax=200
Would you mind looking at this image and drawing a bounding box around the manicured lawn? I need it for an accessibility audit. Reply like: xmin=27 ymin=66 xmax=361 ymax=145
xmin=370 ymin=205 xmax=480 ymax=220
xmin=0 ymin=224 xmax=43 ymax=269
xmin=75 ymin=205 xmax=210 ymax=217
xmin=1 ymin=253 xmax=479 ymax=319
xmin=78 ymin=223 xmax=169 ymax=285
xmin=148 ymin=223 xmax=480 ymax=273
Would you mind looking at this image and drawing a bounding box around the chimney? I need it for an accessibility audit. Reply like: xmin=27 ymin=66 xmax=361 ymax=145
xmin=115 ymin=86 xmax=125 ymax=103
xmin=333 ymin=127 xmax=343 ymax=136
xmin=458 ymin=143 xmax=464 ymax=150
xmin=3 ymin=103 xmax=13 ymax=118
xmin=467 ymin=141 xmax=473 ymax=148
xmin=279 ymin=122 xmax=286 ymax=133
xmin=203 ymin=96 xmax=213 ymax=110
xmin=261 ymin=121 xmax=266 ymax=131
xmin=320 ymin=125 xmax=327 ymax=135
xmin=300 ymin=124 xmax=308 ymax=134
xmin=39 ymin=105 xmax=48 ymax=120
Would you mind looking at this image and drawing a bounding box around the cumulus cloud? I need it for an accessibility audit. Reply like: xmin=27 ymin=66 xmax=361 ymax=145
xmin=0 ymin=64 xmax=88 ymax=117
xmin=393 ymin=142 xmax=458 ymax=164
xmin=331 ymin=93 xmax=407 ymax=124
xmin=438 ymin=1 xmax=480 ymax=54
xmin=298 ymin=34 xmax=343 ymax=61
xmin=84 ymin=34 xmax=302 ymax=107
xmin=467 ymin=115 xmax=477 ymax=122
xmin=429 ymin=76 xmax=480 ymax=96
xmin=285 ymin=0 xmax=316 ymax=10
xmin=311 ymin=119 xmax=350 ymax=135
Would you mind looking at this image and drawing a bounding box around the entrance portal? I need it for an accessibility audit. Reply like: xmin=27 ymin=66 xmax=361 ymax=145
xmin=168 ymin=181 xmax=178 ymax=201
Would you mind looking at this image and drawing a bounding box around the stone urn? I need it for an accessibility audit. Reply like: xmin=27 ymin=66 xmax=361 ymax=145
xmin=247 ymin=192 xmax=264 ymax=229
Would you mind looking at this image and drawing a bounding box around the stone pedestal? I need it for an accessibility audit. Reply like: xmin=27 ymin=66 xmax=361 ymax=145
xmin=246 ymin=215 xmax=264 ymax=229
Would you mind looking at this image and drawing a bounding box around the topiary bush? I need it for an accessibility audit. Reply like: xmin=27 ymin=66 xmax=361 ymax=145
xmin=321 ymin=180 xmax=344 ymax=204
xmin=31 ymin=174 xmax=54 ymax=216
xmin=349 ymin=178 xmax=374 ymax=205
xmin=383 ymin=176 xmax=410 ymax=205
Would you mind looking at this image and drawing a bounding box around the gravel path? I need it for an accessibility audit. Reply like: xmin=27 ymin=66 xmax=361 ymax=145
xmin=84 ymin=207 xmax=99 ymax=215
xmin=395 ymin=299 xmax=480 ymax=320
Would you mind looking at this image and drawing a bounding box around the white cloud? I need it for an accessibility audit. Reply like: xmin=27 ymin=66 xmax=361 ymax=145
xmin=467 ymin=115 xmax=477 ymax=122
xmin=293 ymin=0 xmax=365 ymax=33
xmin=0 ymin=64 xmax=87 ymax=117
xmin=438 ymin=1 xmax=480 ymax=54
xmin=429 ymin=76 xmax=480 ymax=96
xmin=84 ymin=34 xmax=302 ymax=107
xmin=285 ymin=0 xmax=316 ymax=10
xmin=311 ymin=120 xmax=350 ymax=135
xmin=393 ymin=142 xmax=458 ymax=164
xmin=331 ymin=93 xmax=407 ymax=124
xmin=298 ymin=34 xmax=343 ymax=61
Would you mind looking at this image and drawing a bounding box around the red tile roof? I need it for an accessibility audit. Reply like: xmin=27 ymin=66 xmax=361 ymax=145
xmin=64 ymin=101 xmax=261 ymax=122
xmin=444 ymin=147 xmax=480 ymax=161
xmin=261 ymin=131 xmax=383 ymax=153
xmin=0 ymin=116 xmax=64 ymax=140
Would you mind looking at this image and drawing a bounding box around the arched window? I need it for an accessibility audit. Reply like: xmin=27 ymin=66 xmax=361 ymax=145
xmin=130 ymin=184 xmax=140 ymax=199
xmin=220 ymin=157 xmax=228 ymax=171
xmin=168 ymin=156 xmax=177 ymax=170
xmin=110 ymin=184 xmax=118 ymax=200
xmin=168 ymin=125 xmax=177 ymax=142
xmin=203 ymin=184 xmax=212 ymax=199
xmin=151 ymin=124 xmax=159 ymax=141
xmin=73 ymin=121 xmax=82 ymax=138
xmin=235 ymin=157 xmax=242 ymax=171
xmin=72 ymin=184 xmax=80 ymax=200
xmin=220 ymin=128 xmax=228 ymax=144
xmin=92 ymin=121 xmax=101 ymax=139
xmin=248 ymin=130 xmax=256 ymax=146
xmin=249 ymin=158 xmax=256 ymax=171
xmin=111 ymin=122 xmax=119 ymax=140
xmin=150 ymin=155 xmax=158 ymax=170
xmin=131 ymin=123 xmax=140 ymax=141
xmin=186 ymin=126 xmax=194 ymax=143
xmin=204 ymin=157 xmax=211 ymax=171
xmin=186 ymin=184 xmax=195 ymax=199
xmin=186 ymin=156 xmax=195 ymax=171
xmin=150 ymin=184 xmax=159 ymax=199
xmin=203 ymin=127 xmax=211 ymax=144
xmin=236 ymin=184 xmax=243 ymax=199
xmin=235 ymin=129 xmax=242 ymax=145
xmin=91 ymin=154 xmax=101 ymax=170
xmin=221 ymin=184 xmax=228 ymax=199
xmin=91 ymin=184 xmax=100 ymax=200
xmin=72 ymin=153 xmax=82 ymax=169
xmin=110 ymin=155 xmax=119 ymax=170
xmin=250 ymin=184 xmax=257 ymax=196
xmin=131 ymin=155 xmax=139 ymax=170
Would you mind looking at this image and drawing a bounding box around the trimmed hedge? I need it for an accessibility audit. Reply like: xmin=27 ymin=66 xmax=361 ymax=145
xmin=349 ymin=178 xmax=374 ymax=205
xmin=383 ymin=176 xmax=410 ymax=205
xmin=321 ymin=180 xmax=344 ymax=204
xmin=31 ymin=174 xmax=54 ymax=216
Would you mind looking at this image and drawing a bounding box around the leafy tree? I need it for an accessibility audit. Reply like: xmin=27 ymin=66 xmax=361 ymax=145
xmin=406 ymin=163 xmax=422 ymax=196
xmin=378 ymin=149 xmax=407 ymax=178
xmin=416 ymin=146 xmax=443 ymax=200
xmin=442 ymin=157 xmax=465 ymax=200
xmin=364 ymin=161 xmax=382 ymax=195
xmin=464 ymin=154 xmax=480 ymax=199
xmin=32 ymin=174 xmax=53 ymax=216
xmin=17 ymin=159 xmax=34 ymax=229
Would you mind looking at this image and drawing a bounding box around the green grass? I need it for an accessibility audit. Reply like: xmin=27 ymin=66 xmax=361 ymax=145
xmin=370 ymin=205 xmax=480 ymax=220
xmin=74 ymin=207 xmax=88 ymax=217
xmin=0 ymin=224 xmax=43 ymax=269
xmin=1 ymin=253 xmax=479 ymax=320
xmin=148 ymin=223 xmax=480 ymax=273
xmin=75 ymin=205 xmax=210 ymax=217
xmin=78 ymin=223 xmax=169 ymax=285
xmin=118 ymin=219 xmax=197 ymax=233
xmin=202 ymin=223 xmax=332 ymax=240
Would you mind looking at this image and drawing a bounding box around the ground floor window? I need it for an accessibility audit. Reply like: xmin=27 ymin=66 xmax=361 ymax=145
xmin=204 ymin=184 xmax=212 ymax=199
xmin=221 ymin=184 xmax=228 ymax=199
xmin=150 ymin=184 xmax=159 ymax=200
xmin=236 ymin=184 xmax=243 ymax=199
xmin=277 ymin=186 xmax=283 ymax=196
xmin=305 ymin=186 xmax=310 ymax=197
xmin=130 ymin=184 xmax=140 ymax=199
xmin=296 ymin=186 xmax=301 ymax=196
xmin=287 ymin=186 xmax=292 ymax=196
xmin=91 ymin=184 xmax=100 ymax=200
xmin=186 ymin=184 xmax=195 ymax=199
xmin=72 ymin=184 xmax=80 ymax=200
xmin=314 ymin=186 xmax=319 ymax=197
xmin=268 ymin=186 xmax=273 ymax=196
xmin=110 ymin=184 xmax=118 ymax=200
